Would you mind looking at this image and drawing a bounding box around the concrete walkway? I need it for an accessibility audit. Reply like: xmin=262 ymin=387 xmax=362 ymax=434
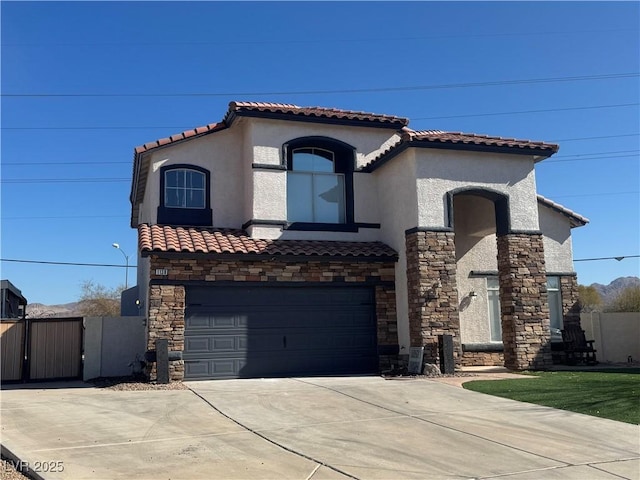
xmin=1 ymin=377 xmax=638 ymax=479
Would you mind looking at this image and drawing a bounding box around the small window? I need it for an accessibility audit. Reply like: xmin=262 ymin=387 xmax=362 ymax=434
xmin=164 ymin=169 xmax=206 ymax=209
xmin=487 ymin=277 xmax=502 ymax=342
xmin=547 ymin=276 xmax=563 ymax=339
xmin=287 ymin=147 xmax=346 ymax=224
xmin=158 ymin=165 xmax=212 ymax=226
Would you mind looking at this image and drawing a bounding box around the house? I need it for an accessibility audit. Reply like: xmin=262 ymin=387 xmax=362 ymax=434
xmin=1 ymin=280 xmax=27 ymax=319
xmin=129 ymin=101 xmax=588 ymax=381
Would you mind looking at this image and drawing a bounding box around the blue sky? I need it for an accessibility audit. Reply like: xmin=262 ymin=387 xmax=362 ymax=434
xmin=1 ymin=1 xmax=639 ymax=305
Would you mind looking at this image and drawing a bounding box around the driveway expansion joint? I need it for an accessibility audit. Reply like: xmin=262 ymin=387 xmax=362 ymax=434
xmin=187 ymin=386 xmax=360 ymax=480
xmin=292 ymin=378 xmax=574 ymax=469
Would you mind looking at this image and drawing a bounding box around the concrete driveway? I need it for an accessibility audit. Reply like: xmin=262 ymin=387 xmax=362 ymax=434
xmin=1 ymin=377 xmax=638 ymax=480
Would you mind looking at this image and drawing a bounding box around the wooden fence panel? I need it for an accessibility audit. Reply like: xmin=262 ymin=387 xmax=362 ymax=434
xmin=28 ymin=319 xmax=83 ymax=380
xmin=1 ymin=321 xmax=25 ymax=381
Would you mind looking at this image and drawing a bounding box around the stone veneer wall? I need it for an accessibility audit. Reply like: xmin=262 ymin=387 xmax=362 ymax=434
xmin=147 ymin=285 xmax=185 ymax=381
xmin=146 ymin=256 xmax=398 ymax=381
xmin=560 ymin=275 xmax=581 ymax=329
xmin=406 ymin=231 xmax=461 ymax=365
xmin=460 ymin=351 xmax=504 ymax=367
xmin=497 ymin=233 xmax=553 ymax=370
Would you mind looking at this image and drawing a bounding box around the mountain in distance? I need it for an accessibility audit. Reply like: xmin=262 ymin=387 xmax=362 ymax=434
xmin=590 ymin=276 xmax=640 ymax=306
xmin=26 ymin=302 xmax=82 ymax=318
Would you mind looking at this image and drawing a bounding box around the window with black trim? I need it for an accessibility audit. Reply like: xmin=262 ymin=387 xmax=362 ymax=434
xmin=547 ymin=276 xmax=563 ymax=341
xmin=158 ymin=165 xmax=212 ymax=226
xmin=164 ymin=168 xmax=206 ymax=209
xmin=285 ymin=137 xmax=355 ymax=228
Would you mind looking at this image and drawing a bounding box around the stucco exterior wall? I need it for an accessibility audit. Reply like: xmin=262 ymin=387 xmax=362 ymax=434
xmin=539 ymin=204 xmax=575 ymax=273
xmin=375 ymin=149 xmax=419 ymax=352
xmin=245 ymin=117 xmax=401 ymax=168
xmin=453 ymin=195 xmax=499 ymax=344
xmin=414 ymin=149 xmax=540 ymax=231
xmin=137 ymin=127 xmax=245 ymax=228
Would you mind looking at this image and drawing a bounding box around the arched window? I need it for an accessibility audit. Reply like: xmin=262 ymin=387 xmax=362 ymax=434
xmin=285 ymin=137 xmax=355 ymax=226
xmin=158 ymin=165 xmax=212 ymax=226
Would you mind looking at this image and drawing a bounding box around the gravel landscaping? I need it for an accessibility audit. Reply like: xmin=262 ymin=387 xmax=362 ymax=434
xmin=88 ymin=374 xmax=188 ymax=391
xmin=1 ymin=457 xmax=30 ymax=480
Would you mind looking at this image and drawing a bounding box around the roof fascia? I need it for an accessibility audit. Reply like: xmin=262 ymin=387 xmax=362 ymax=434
xmin=228 ymin=109 xmax=407 ymax=130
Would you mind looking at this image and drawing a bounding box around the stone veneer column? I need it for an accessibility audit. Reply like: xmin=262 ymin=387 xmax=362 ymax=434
xmin=406 ymin=230 xmax=461 ymax=365
xmin=147 ymin=284 xmax=185 ymax=381
xmin=497 ymin=233 xmax=552 ymax=370
xmin=560 ymin=275 xmax=581 ymax=329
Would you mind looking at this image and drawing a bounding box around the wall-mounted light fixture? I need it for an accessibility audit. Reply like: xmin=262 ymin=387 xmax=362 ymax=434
xmin=469 ymin=291 xmax=478 ymax=298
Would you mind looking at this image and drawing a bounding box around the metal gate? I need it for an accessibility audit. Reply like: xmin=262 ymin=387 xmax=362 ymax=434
xmin=0 ymin=317 xmax=83 ymax=382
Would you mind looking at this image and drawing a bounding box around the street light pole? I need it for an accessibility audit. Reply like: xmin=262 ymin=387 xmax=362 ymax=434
xmin=112 ymin=243 xmax=129 ymax=289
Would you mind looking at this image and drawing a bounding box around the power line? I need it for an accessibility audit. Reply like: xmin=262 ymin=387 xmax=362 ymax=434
xmin=550 ymin=133 xmax=639 ymax=142
xmin=552 ymin=149 xmax=639 ymax=159
xmin=542 ymin=154 xmax=639 ymax=164
xmin=2 ymin=161 xmax=130 ymax=166
xmin=2 ymin=73 xmax=638 ymax=98
xmin=3 ymin=102 xmax=637 ymax=131
xmin=2 ymin=147 xmax=639 ymax=174
xmin=412 ymin=103 xmax=639 ymax=120
xmin=3 ymin=27 xmax=637 ymax=47
xmin=0 ymin=258 xmax=136 ymax=268
xmin=574 ymin=255 xmax=640 ymax=262
xmin=2 ymin=215 xmax=127 ymax=220
xmin=1 ymin=178 xmax=129 ymax=184
xmin=547 ymin=191 xmax=639 ymax=198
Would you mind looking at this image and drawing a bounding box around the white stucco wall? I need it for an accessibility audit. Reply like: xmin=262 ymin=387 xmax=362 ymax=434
xmin=137 ymin=127 xmax=245 ymax=229
xmin=375 ymin=149 xmax=419 ymax=353
xmin=415 ymin=149 xmax=540 ymax=231
xmin=244 ymin=117 xmax=401 ymax=168
xmin=539 ymin=204 xmax=575 ymax=273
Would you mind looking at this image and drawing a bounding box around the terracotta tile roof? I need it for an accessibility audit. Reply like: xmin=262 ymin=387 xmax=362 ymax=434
xmin=139 ymin=224 xmax=398 ymax=258
xmin=537 ymin=195 xmax=589 ymax=227
xmin=225 ymin=101 xmax=409 ymax=128
xmin=134 ymin=122 xmax=227 ymax=154
xmin=363 ymin=128 xmax=559 ymax=171
xmin=404 ymin=129 xmax=559 ymax=151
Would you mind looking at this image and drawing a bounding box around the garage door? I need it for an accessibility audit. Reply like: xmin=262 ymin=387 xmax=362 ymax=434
xmin=184 ymin=285 xmax=378 ymax=379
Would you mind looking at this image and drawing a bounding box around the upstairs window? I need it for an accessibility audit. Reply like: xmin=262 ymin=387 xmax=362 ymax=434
xmin=164 ymin=168 xmax=206 ymax=209
xmin=284 ymin=137 xmax=355 ymax=228
xmin=158 ymin=165 xmax=212 ymax=226
xmin=287 ymin=147 xmax=345 ymax=223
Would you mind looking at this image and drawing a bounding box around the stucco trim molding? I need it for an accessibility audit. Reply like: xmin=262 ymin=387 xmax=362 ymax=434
xmin=462 ymin=343 xmax=504 ymax=352
xmin=251 ymin=163 xmax=287 ymax=171
xmin=469 ymin=270 xmax=499 ymax=277
xmin=404 ymin=226 xmax=454 ymax=235
xmin=504 ymin=229 xmax=544 ymax=236
xmin=241 ymin=219 xmax=288 ymax=230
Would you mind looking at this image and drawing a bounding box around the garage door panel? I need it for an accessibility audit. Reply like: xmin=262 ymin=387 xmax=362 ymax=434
xmin=184 ymin=286 xmax=378 ymax=379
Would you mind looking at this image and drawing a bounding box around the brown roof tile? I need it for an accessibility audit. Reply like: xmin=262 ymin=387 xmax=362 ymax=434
xmin=134 ymin=122 xmax=226 ymax=154
xmin=138 ymin=224 xmax=398 ymax=259
xmin=363 ymin=128 xmax=559 ymax=171
xmin=226 ymin=101 xmax=409 ymax=128
xmin=404 ymin=129 xmax=559 ymax=151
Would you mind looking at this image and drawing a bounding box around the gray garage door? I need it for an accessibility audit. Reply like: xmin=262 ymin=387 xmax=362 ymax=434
xmin=184 ymin=285 xmax=378 ymax=379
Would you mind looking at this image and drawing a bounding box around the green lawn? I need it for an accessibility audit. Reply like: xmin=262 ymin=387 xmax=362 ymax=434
xmin=463 ymin=368 xmax=640 ymax=424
